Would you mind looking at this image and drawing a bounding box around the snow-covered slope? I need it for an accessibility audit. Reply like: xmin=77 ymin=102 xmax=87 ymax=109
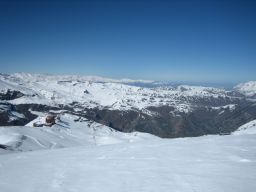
xmin=233 ymin=119 xmax=256 ymax=135
xmin=0 ymin=103 xmax=256 ymax=191
xmin=234 ymin=81 xmax=256 ymax=97
xmin=0 ymin=73 xmax=233 ymax=113
xmin=0 ymin=113 xmax=154 ymax=154
xmin=0 ymin=130 xmax=255 ymax=192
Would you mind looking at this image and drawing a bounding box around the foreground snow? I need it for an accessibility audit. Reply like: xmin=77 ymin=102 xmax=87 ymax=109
xmin=0 ymin=114 xmax=152 ymax=154
xmin=233 ymin=119 xmax=256 ymax=135
xmin=1 ymin=115 xmax=256 ymax=192
xmin=0 ymin=132 xmax=256 ymax=192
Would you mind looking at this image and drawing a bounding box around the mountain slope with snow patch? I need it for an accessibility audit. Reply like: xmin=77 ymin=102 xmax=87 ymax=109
xmin=0 ymin=73 xmax=236 ymax=112
xmin=233 ymin=119 xmax=256 ymax=135
xmin=0 ymin=113 xmax=155 ymax=154
xmin=1 ymin=73 xmax=256 ymax=137
xmin=234 ymin=81 xmax=256 ymax=98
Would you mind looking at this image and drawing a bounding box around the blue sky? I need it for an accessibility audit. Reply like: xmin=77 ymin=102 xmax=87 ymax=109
xmin=0 ymin=0 xmax=255 ymax=83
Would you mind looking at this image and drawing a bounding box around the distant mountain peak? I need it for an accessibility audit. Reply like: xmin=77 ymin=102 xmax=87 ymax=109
xmin=234 ymin=81 xmax=256 ymax=97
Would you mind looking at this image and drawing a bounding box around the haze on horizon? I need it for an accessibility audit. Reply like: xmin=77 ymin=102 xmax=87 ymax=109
xmin=0 ymin=0 xmax=255 ymax=84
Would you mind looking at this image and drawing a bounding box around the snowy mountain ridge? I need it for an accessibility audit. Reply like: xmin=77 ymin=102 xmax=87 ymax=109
xmin=234 ymin=81 xmax=256 ymax=98
xmin=1 ymin=73 xmax=256 ymax=138
xmin=0 ymin=73 xmax=237 ymax=112
xmin=8 ymin=72 xmax=154 ymax=84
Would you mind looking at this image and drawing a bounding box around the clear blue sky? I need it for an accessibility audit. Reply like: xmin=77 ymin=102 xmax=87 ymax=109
xmin=0 ymin=0 xmax=255 ymax=83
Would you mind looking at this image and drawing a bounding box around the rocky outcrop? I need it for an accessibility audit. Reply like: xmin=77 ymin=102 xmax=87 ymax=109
xmin=0 ymin=103 xmax=37 ymax=126
xmin=81 ymin=100 xmax=256 ymax=138
xmin=0 ymin=90 xmax=24 ymax=100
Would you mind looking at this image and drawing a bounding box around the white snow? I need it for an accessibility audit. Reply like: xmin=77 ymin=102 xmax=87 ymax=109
xmin=0 ymin=113 xmax=154 ymax=154
xmin=235 ymin=81 xmax=256 ymax=97
xmin=0 ymin=134 xmax=20 ymax=145
xmin=10 ymin=111 xmax=25 ymax=119
xmin=0 ymin=115 xmax=256 ymax=191
xmin=0 ymin=131 xmax=255 ymax=192
xmin=212 ymin=104 xmax=236 ymax=111
xmin=233 ymin=119 xmax=256 ymax=135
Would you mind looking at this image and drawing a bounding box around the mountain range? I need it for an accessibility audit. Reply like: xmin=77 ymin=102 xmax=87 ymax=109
xmin=0 ymin=73 xmax=256 ymax=138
